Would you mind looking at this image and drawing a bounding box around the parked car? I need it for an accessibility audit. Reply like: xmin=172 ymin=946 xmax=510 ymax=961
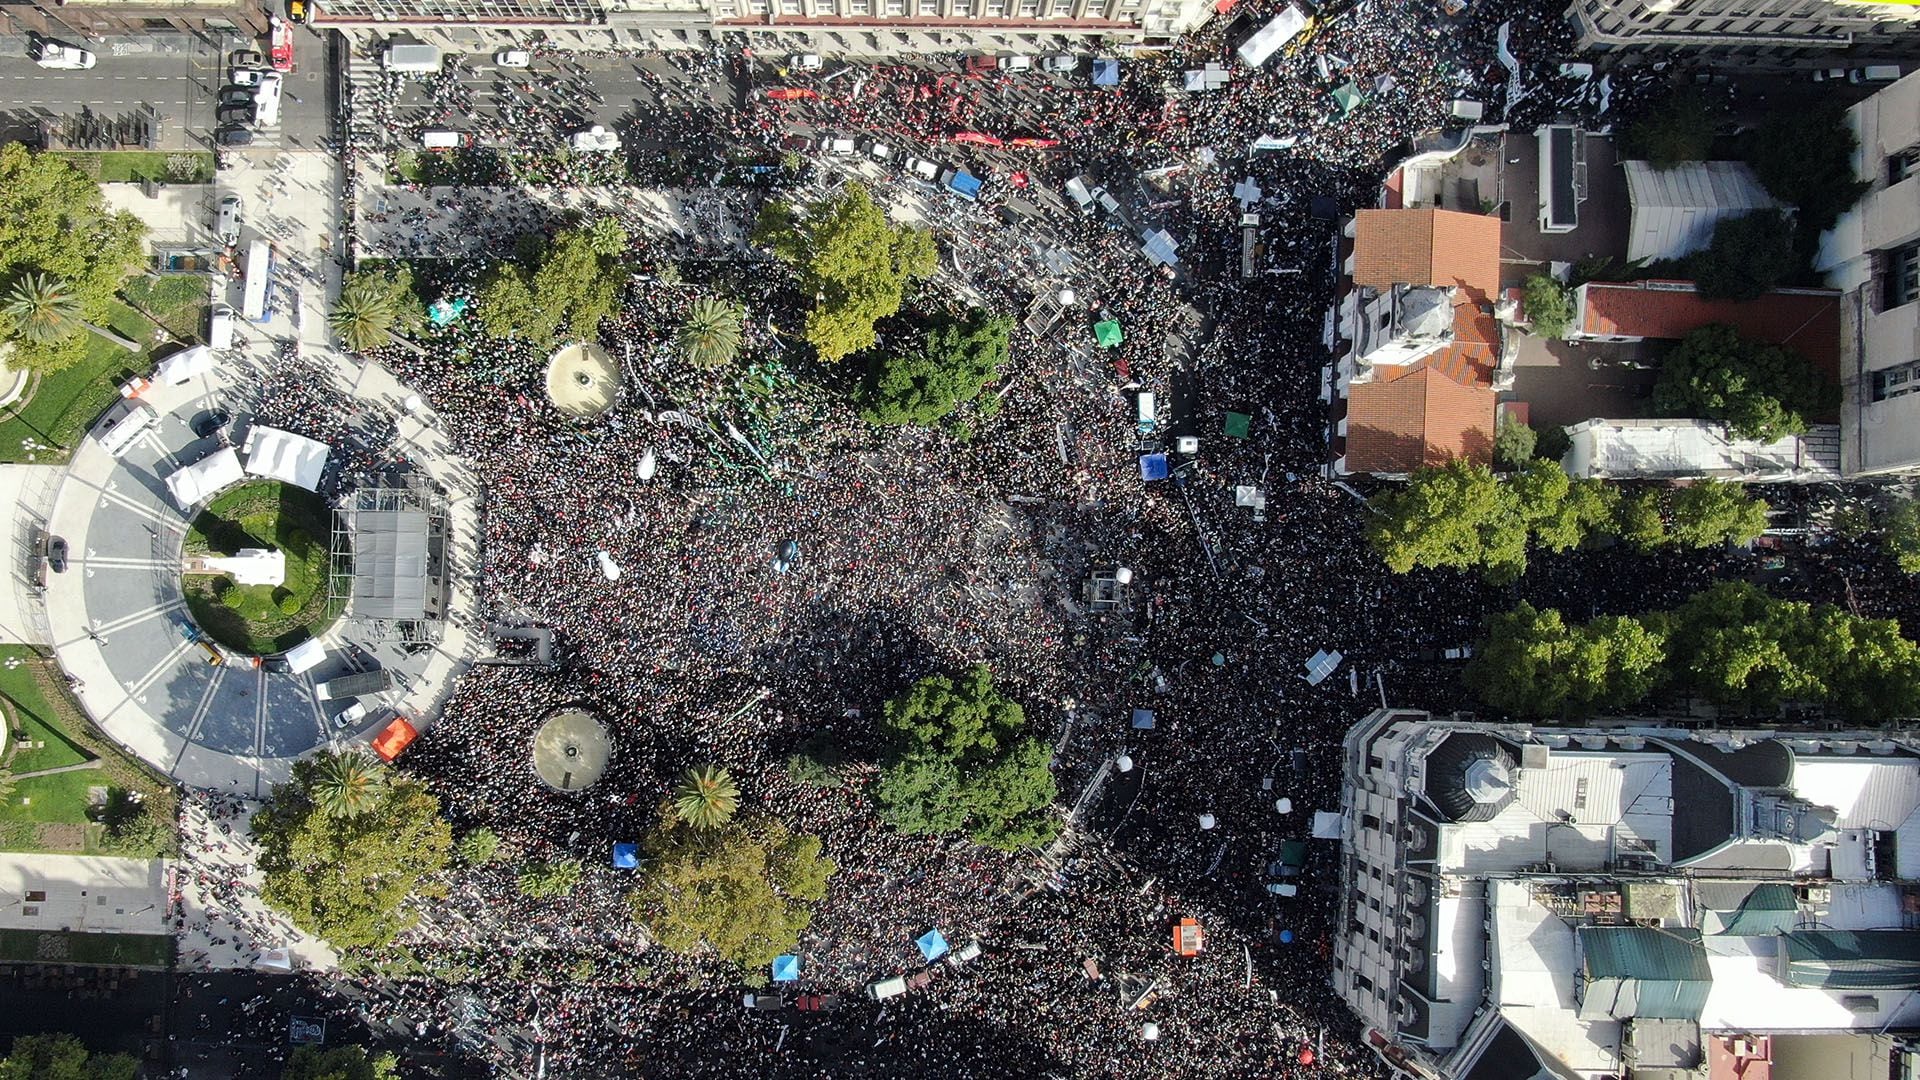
xmin=1852 ymin=64 xmax=1901 ymax=83
xmin=230 ymin=48 xmax=265 ymax=68
xmin=998 ymin=55 xmax=1033 ymax=72
xmin=286 ymin=0 xmax=309 ymax=22
xmin=790 ymin=52 xmax=823 ymax=71
xmin=34 ymin=42 xmax=96 ymax=70
xmin=1811 ymin=67 xmax=1849 ymax=82
xmin=863 ymin=140 xmax=893 ymax=162
xmin=46 ymin=537 xmax=67 ymax=575
xmin=219 ymin=87 xmax=257 ymax=107
xmin=216 ymin=103 xmax=256 ymax=126
xmin=230 ymin=67 xmax=265 ymax=87
xmin=214 ymin=126 xmax=256 ymax=147
xmin=819 ymin=135 xmax=856 ymax=155
xmin=903 ymin=155 xmax=939 ymax=181
xmin=192 ymin=409 xmax=232 ymax=440
xmin=494 ymin=48 xmax=531 ymax=67
xmin=1043 ymin=54 xmax=1079 ymax=73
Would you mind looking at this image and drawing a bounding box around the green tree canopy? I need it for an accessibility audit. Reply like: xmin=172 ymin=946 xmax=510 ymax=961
xmin=1669 ymin=480 xmax=1770 ymax=548
xmin=1651 ymin=323 xmax=1833 ymax=441
xmin=1521 ymin=274 xmax=1573 ymax=339
xmin=0 ymin=1034 xmax=135 ymax=1080
xmin=0 ymin=144 xmax=147 ymax=373
xmin=1494 ymin=415 xmax=1537 ymax=470
xmin=517 ymin=857 xmax=584 ymax=899
xmin=1883 ymin=500 xmax=1920 ymax=574
xmin=477 ymin=226 xmax=623 ymax=347
xmin=1656 ymin=582 xmax=1829 ymax=712
xmin=454 ymin=826 xmax=501 ymax=866
xmin=753 ymin=185 xmax=938 ymax=362
xmin=1689 ymin=209 xmax=1798 ymax=302
xmin=1615 ymin=490 xmax=1669 ymax=552
xmin=1745 ymin=102 xmax=1872 ymax=233
xmin=1618 ymin=90 xmax=1720 ymax=169
xmin=629 ymin=816 xmax=835 ymax=970
xmin=281 ymin=1045 xmax=399 ymax=1080
xmin=329 ymin=265 xmax=422 ymax=354
xmin=874 ymin=666 xmax=1060 ymax=850
xmin=251 ymin=751 xmax=452 ymax=950
xmin=676 ymin=296 xmax=745 ymax=370
xmin=1366 ymin=458 xmax=1531 ymax=583
xmin=672 ymin=764 xmax=741 ymax=830
xmin=858 ymin=312 xmax=1012 ymax=427
xmin=1465 ymin=603 xmax=1668 ymax=717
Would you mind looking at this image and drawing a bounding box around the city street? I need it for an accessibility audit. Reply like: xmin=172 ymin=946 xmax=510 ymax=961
xmin=0 ymin=24 xmax=332 ymax=152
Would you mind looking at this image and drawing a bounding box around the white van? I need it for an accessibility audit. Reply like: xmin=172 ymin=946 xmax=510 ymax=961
xmin=209 ymin=304 xmax=238 ymax=350
xmin=1851 ymin=65 xmax=1902 ymax=83
xmin=866 ymin=976 xmax=908 ymax=1000
xmin=95 ymin=400 xmax=159 ymax=458
xmin=214 ymin=194 xmax=243 ymax=246
xmin=420 ymin=130 xmax=468 ymax=149
xmin=382 ymin=43 xmax=443 ymax=73
xmin=253 ymin=73 xmax=283 ymax=127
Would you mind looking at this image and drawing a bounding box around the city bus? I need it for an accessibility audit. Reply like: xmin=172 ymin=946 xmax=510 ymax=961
xmin=241 ymin=239 xmax=273 ymax=323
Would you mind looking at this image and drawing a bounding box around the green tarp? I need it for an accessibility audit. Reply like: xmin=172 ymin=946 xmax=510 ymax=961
xmin=1223 ymin=412 xmax=1251 ymax=439
xmin=1332 ymin=81 xmax=1364 ymax=115
xmin=1782 ymin=931 xmax=1920 ymax=990
xmin=1094 ymin=319 xmax=1124 ymax=348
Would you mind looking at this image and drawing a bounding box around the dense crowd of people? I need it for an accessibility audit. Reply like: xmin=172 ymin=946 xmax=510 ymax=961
xmin=159 ymin=2 xmax=1905 ymax=1077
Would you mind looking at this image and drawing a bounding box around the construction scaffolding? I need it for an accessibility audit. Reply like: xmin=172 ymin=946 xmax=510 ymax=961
xmin=329 ymin=485 xmax=449 ymax=645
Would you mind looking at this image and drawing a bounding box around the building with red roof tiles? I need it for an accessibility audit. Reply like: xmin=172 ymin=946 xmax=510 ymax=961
xmin=1343 ymin=366 xmax=1498 ymax=475
xmin=1569 ymin=280 xmax=1842 ymax=385
xmin=1335 ymin=208 xmax=1506 ymax=475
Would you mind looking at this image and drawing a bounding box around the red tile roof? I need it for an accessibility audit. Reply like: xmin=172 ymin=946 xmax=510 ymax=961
xmin=1578 ymin=281 xmax=1842 ymax=385
xmin=1345 ymin=363 xmax=1497 ymax=474
xmin=1352 ymin=208 xmax=1502 ymax=303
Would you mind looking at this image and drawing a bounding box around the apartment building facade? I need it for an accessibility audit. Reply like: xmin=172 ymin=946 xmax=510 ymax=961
xmin=1567 ymin=0 xmax=1920 ymax=59
xmin=310 ymin=0 xmax=1216 ymax=53
xmin=1819 ymin=69 xmax=1920 ymax=475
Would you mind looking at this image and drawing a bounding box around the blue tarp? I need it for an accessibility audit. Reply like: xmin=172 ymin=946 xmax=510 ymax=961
xmin=1131 ymin=708 xmax=1156 ymax=730
xmin=1140 ymin=454 xmax=1169 ymax=481
xmin=917 ymin=929 xmax=950 ymax=962
xmin=946 ymin=171 xmax=983 ymax=200
xmin=1092 ymin=59 xmax=1120 ymax=86
xmin=612 ymin=842 xmax=639 ymax=869
xmin=772 ymin=954 xmax=801 ymax=982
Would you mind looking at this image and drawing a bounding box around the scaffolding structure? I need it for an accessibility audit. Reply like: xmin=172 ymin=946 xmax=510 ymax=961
xmin=329 ymin=485 xmax=449 ymax=645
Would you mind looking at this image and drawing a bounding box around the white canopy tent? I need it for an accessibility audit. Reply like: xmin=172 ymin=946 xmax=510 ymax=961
xmin=154 ymin=345 xmax=215 ymax=386
xmin=164 ymin=447 xmax=244 ymax=510
xmin=282 ymin=638 xmax=326 ymax=675
xmin=242 ymin=425 xmax=329 ymax=491
xmin=1303 ymin=648 xmax=1343 ymax=685
xmin=569 ymin=125 xmax=621 ymax=152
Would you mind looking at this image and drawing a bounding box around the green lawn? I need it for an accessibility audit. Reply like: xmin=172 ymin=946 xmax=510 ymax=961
xmin=0 ymin=300 xmax=158 ymax=464
xmin=54 ymin=150 xmax=215 ymax=185
xmin=0 ymin=646 xmax=178 ymax=858
xmin=0 ymin=929 xmax=173 ymax=968
xmin=183 ymin=481 xmax=340 ymax=654
xmin=119 ymin=275 xmax=208 ymax=344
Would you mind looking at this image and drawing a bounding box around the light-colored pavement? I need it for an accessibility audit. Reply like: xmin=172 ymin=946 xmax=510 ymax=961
xmin=173 ymin=795 xmax=338 ymax=971
xmin=0 ymin=463 xmax=61 ymax=645
xmin=40 ymin=149 xmax=483 ymax=795
xmin=0 ymin=852 xmax=167 ymax=935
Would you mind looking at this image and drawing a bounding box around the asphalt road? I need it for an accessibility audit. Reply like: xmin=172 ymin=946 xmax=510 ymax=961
xmin=0 ymin=25 xmax=332 ymax=153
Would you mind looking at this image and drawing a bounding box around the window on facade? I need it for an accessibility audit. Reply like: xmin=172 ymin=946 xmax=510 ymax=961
xmin=781 ymin=0 xmax=802 ymax=13
xmin=1356 ymin=974 xmax=1374 ymax=993
xmin=919 ymin=0 xmax=940 ymax=13
xmin=851 ymin=0 xmax=871 ymax=12
xmin=1886 ymin=242 xmax=1920 ymax=312
xmin=952 ymin=0 xmax=973 ymax=13
xmin=1871 ymin=361 xmax=1920 ymax=403
xmin=1891 ymin=147 xmax=1920 ymax=186
xmin=986 ymin=0 xmax=1006 ymax=14
xmin=25 ymin=891 xmax=45 ymax=902
xmin=1362 ymin=813 xmax=1380 ymax=831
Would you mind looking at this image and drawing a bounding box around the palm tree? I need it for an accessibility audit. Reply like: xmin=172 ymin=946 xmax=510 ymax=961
xmin=676 ymin=297 xmax=744 ymax=371
xmin=309 ymin=751 xmax=385 ymax=819
xmin=672 ymin=765 xmax=739 ymax=830
xmin=328 ymin=280 xmax=398 ymax=354
xmin=3 ymin=273 xmax=82 ymax=344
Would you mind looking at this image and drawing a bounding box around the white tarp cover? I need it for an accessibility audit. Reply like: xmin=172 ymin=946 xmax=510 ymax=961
xmin=282 ymin=637 xmax=326 ymax=674
xmin=1236 ymin=4 xmax=1308 ymax=67
xmin=243 ymin=425 xmax=329 ymax=491
xmin=154 ymin=345 xmax=214 ymax=385
xmin=165 ymin=447 xmax=244 ymax=509
xmin=570 ymin=125 xmax=621 ymax=152
xmin=1311 ymin=810 xmax=1344 ymax=839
